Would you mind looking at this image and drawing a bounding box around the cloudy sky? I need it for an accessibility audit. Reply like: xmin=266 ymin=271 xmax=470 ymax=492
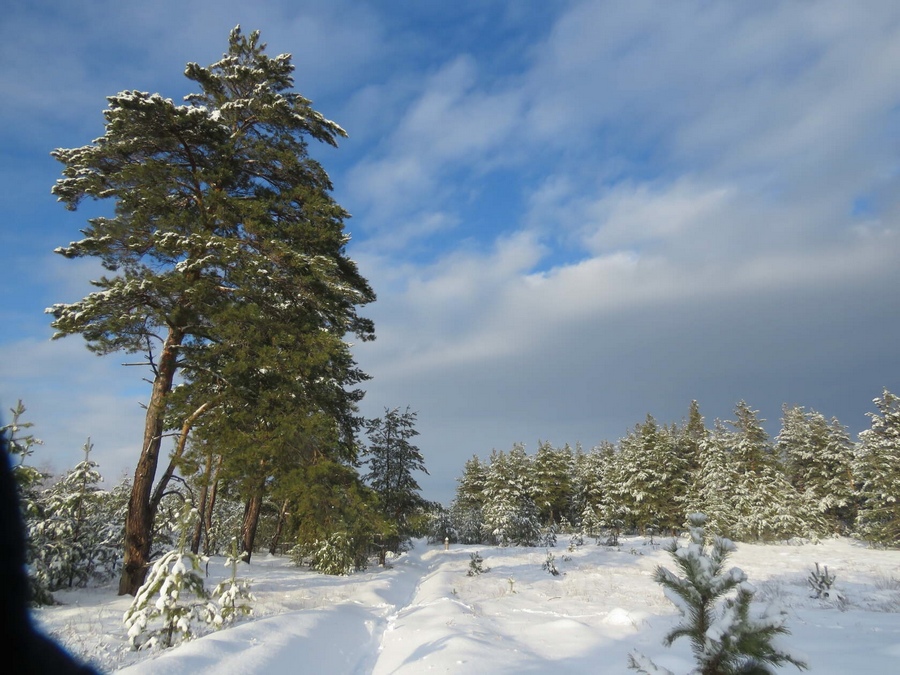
xmin=2 ymin=1 xmax=899 ymax=503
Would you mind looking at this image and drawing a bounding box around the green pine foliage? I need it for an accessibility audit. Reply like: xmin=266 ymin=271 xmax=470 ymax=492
xmin=1 ymin=400 xmax=46 ymax=517
xmin=692 ymin=404 xmax=824 ymax=542
xmin=618 ymin=416 xmax=687 ymax=534
xmin=467 ymin=551 xmax=489 ymax=576
xmin=296 ymin=531 xmax=369 ymax=576
xmin=364 ymin=407 xmax=429 ymax=554
xmin=284 ymin=459 xmax=385 ymax=573
xmin=48 ymin=26 xmax=375 ymax=593
xmin=531 ymin=441 xmax=574 ymax=527
xmin=629 ymin=513 xmax=807 ymax=675
xmin=451 ymin=397 xmax=881 ymax=549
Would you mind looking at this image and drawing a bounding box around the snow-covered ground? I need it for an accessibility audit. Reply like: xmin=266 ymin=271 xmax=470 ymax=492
xmin=32 ymin=536 xmax=900 ymax=674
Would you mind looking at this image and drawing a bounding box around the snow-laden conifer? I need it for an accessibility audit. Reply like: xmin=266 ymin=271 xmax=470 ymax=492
xmin=481 ymin=445 xmax=541 ymax=546
xmin=123 ymin=506 xmax=220 ymax=650
xmin=31 ymin=439 xmax=119 ymax=590
xmin=451 ymin=455 xmax=487 ymax=544
xmin=629 ymin=513 xmax=807 ymax=675
xmin=531 ymin=441 xmax=574 ymax=527
xmin=212 ymin=538 xmax=254 ymax=626
xmin=777 ymin=405 xmax=856 ymax=533
xmin=854 ymin=389 xmax=900 ymax=545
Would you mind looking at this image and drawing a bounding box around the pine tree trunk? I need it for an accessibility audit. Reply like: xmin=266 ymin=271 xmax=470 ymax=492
xmin=240 ymin=490 xmax=264 ymax=563
xmin=268 ymin=498 xmax=289 ymax=555
xmin=191 ymin=451 xmax=215 ymax=555
xmin=203 ymin=460 xmax=221 ymax=556
xmin=118 ymin=328 xmax=184 ymax=596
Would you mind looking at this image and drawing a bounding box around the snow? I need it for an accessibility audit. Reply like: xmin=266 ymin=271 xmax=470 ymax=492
xmin=31 ymin=537 xmax=900 ymax=674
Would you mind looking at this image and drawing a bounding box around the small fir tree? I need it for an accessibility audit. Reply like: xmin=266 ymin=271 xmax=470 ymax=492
xmin=212 ymin=538 xmax=254 ymax=626
xmin=300 ymin=531 xmax=368 ymax=576
xmin=31 ymin=439 xmax=117 ymax=590
xmin=777 ymin=406 xmax=856 ymax=532
xmin=1 ymin=400 xmax=46 ymax=516
xmin=123 ymin=506 xmax=220 ymax=650
xmin=542 ymin=550 xmax=560 ymax=576
xmin=1 ymin=402 xmax=55 ymax=604
xmin=467 ymin=551 xmax=489 ymax=576
xmin=451 ymin=455 xmax=488 ymax=544
xmin=629 ymin=513 xmax=807 ymax=675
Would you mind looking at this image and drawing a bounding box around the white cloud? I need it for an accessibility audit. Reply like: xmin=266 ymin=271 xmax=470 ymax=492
xmin=0 ymin=335 xmax=147 ymax=484
xmin=347 ymin=55 xmax=523 ymax=234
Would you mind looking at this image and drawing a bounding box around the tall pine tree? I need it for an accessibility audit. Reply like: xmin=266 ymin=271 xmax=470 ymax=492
xmin=48 ymin=27 xmax=375 ymax=594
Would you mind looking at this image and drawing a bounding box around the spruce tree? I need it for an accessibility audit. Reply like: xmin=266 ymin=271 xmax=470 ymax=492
xmin=123 ymin=506 xmax=220 ymax=650
xmin=855 ymin=390 xmax=900 ymax=545
xmin=48 ymin=27 xmax=375 ymax=594
xmin=364 ymin=407 xmax=429 ymax=555
xmin=451 ymin=455 xmax=487 ymax=544
xmin=676 ymin=400 xmax=708 ymax=520
xmin=31 ymin=439 xmax=119 ymax=590
xmin=531 ymin=441 xmax=574 ymax=528
xmin=777 ymin=405 xmax=856 ymax=533
xmin=1 ymin=401 xmax=46 ymax=517
xmin=594 ymin=442 xmax=630 ymax=542
xmin=481 ymin=445 xmax=541 ymax=546
xmin=618 ymin=416 xmax=686 ymax=534
xmin=695 ymin=404 xmax=821 ymax=542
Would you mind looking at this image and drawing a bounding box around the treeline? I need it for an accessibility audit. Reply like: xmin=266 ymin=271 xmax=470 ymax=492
xmin=2 ymin=401 xmax=431 ymax=604
xmin=436 ymin=392 xmax=900 ymax=548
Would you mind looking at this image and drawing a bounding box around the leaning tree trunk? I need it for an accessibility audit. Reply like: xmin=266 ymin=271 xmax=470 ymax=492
xmin=118 ymin=328 xmax=184 ymax=596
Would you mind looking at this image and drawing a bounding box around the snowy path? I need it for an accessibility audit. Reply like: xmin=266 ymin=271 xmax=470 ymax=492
xmin=75 ymin=538 xmax=900 ymax=674
xmin=115 ymin=548 xmax=436 ymax=675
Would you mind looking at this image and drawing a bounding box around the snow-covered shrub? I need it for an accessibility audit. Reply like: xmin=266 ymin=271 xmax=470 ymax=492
xmin=123 ymin=506 xmax=220 ymax=650
xmin=212 ymin=539 xmax=254 ymax=626
xmin=540 ymin=523 xmax=558 ymax=548
xmin=426 ymin=505 xmax=456 ymax=544
xmin=542 ymin=550 xmax=560 ymax=576
xmin=467 ymin=551 xmax=489 ymax=576
xmin=629 ymin=513 xmax=807 ymax=675
xmin=807 ymin=563 xmax=836 ymax=599
xmin=300 ymin=531 xmax=368 ymax=576
xmin=30 ymin=439 xmax=122 ymax=592
xmin=123 ymin=548 xmax=219 ymax=650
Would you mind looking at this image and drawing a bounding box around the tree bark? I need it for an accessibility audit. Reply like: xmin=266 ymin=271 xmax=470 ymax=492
xmin=118 ymin=328 xmax=184 ymax=596
xmin=268 ymin=498 xmax=290 ymax=555
xmin=240 ymin=490 xmax=264 ymax=563
xmin=203 ymin=457 xmax=222 ymax=556
xmin=151 ymin=400 xmax=212 ymax=516
xmin=191 ymin=449 xmax=216 ymax=555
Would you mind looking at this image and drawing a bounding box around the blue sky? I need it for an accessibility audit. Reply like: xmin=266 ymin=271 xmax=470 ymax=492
xmin=2 ymin=0 xmax=899 ymax=503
